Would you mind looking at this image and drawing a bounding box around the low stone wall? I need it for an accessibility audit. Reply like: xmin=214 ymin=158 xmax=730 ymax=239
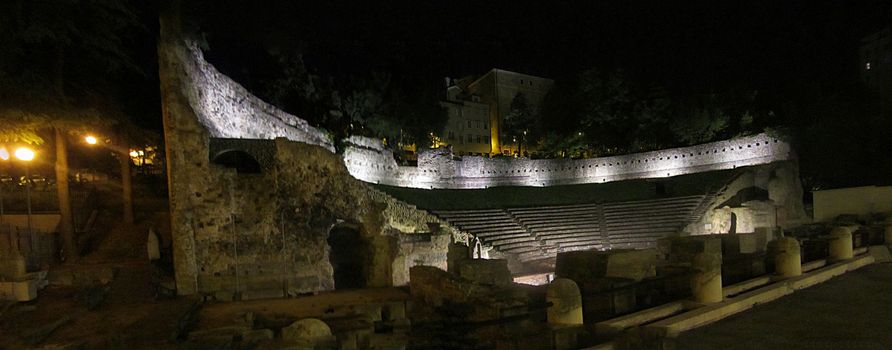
xmin=344 ymin=133 xmax=794 ymax=189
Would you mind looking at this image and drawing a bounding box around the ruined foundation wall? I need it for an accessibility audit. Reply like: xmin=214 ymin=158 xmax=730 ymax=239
xmin=344 ymin=133 xmax=794 ymax=189
xmin=159 ymin=18 xmax=459 ymax=295
xmin=685 ymin=161 xmax=808 ymax=235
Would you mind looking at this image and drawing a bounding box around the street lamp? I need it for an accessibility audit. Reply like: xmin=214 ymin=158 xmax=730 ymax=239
xmin=14 ymin=147 xmax=35 ymax=252
xmin=84 ymin=135 xmax=98 ymax=145
xmin=0 ymin=146 xmax=7 ymax=226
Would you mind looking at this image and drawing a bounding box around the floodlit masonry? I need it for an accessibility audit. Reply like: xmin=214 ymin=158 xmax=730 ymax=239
xmin=159 ymin=21 xmax=793 ymax=192
xmin=343 ymin=133 xmax=794 ymax=189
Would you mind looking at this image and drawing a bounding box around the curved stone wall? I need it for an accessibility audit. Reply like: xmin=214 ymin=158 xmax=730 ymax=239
xmin=179 ymin=40 xmax=334 ymax=152
xmin=344 ymin=133 xmax=794 ymax=189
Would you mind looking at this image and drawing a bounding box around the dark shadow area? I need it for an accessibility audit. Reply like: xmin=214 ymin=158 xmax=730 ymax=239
xmin=327 ymin=225 xmax=368 ymax=289
xmin=211 ymin=150 xmax=261 ymax=173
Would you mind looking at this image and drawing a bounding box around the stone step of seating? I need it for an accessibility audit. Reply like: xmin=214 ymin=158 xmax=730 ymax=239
xmin=603 ymin=202 xmax=699 ymax=212
xmin=544 ymin=236 xmax=604 ymax=246
xmin=603 ymin=207 xmax=697 ymax=218
xmin=476 ymin=233 xmax=534 ymax=243
xmin=443 ymin=214 xmax=514 ymax=222
xmin=525 ymin=224 xmax=600 ymax=233
xmin=435 ymin=214 xmax=512 ymax=222
xmin=476 ymin=231 xmax=535 ymax=240
xmin=603 ymin=205 xmax=698 ymax=216
xmin=498 ymin=245 xmax=544 ymax=254
xmin=602 ymin=201 xmax=701 ymax=213
xmin=456 ymin=222 xmax=524 ymax=231
xmin=555 ymin=244 xmax=603 ymax=253
xmin=602 ymin=211 xmax=697 ymax=221
xmin=497 ymin=240 xmax=545 ymax=251
xmin=518 ymin=214 xmax=600 ymax=222
xmin=507 ymin=203 xmax=600 ymax=213
xmin=602 ymin=195 xmax=704 ymax=209
xmin=483 ymin=236 xmax=539 ymax=246
xmin=605 ymin=220 xmax=684 ymax=234
xmin=433 ymin=209 xmax=505 ymax=216
xmin=509 ymin=207 xmax=599 ymax=217
xmin=516 ymin=249 xmax=553 ymax=260
xmin=436 ymin=214 xmax=514 ymax=223
xmin=474 ymin=227 xmax=530 ymax=236
xmin=523 ymin=219 xmax=600 ymax=230
xmin=518 ymin=216 xmax=600 ymax=226
xmin=602 ymin=227 xmax=679 ymax=237
xmin=609 ymin=230 xmax=673 ymax=237
xmin=531 ymin=228 xmax=602 ymax=238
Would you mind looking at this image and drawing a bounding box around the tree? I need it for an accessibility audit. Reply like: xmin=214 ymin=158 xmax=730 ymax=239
xmin=0 ymin=0 xmax=144 ymax=261
xmin=502 ymin=93 xmax=538 ymax=155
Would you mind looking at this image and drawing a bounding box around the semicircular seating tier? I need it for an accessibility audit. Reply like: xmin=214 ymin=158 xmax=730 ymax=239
xmin=433 ymin=194 xmax=713 ymax=262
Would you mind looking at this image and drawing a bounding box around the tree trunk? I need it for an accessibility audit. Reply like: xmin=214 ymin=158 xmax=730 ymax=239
xmin=55 ymin=128 xmax=77 ymax=262
xmin=119 ymin=138 xmax=134 ymax=225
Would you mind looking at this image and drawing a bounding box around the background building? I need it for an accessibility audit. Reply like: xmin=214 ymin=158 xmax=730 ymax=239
xmin=441 ymin=69 xmax=554 ymax=156
xmin=860 ymin=27 xmax=892 ymax=112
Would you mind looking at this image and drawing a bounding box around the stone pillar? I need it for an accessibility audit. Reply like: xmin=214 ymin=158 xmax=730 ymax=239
xmin=546 ymin=278 xmax=583 ymax=325
xmin=774 ymin=237 xmax=801 ymax=278
xmin=690 ymin=252 xmax=723 ymax=303
xmin=828 ymin=227 xmax=853 ymax=261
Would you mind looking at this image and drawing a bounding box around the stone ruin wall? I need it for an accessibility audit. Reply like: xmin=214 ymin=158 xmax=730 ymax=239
xmin=159 ymin=22 xmax=465 ymax=296
xmin=179 ymin=40 xmax=334 ymax=151
xmin=343 ymin=133 xmax=795 ymax=189
xmin=685 ymin=160 xmax=809 ymax=236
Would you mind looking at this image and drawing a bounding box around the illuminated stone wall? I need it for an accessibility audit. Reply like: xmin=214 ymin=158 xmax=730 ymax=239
xmin=159 ymin=17 xmax=459 ymax=296
xmin=344 ymin=133 xmax=795 ymax=189
xmin=179 ymin=41 xmax=334 ymax=151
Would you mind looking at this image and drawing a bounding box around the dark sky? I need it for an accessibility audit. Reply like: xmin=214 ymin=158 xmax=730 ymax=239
xmin=193 ymin=1 xmax=891 ymax=99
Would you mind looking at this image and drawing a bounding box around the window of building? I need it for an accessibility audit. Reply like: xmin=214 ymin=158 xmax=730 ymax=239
xmin=484 ymin=122 xmax=488 ymax=129
xmin=467 ymin=120 xmax=472 ymax=128
xmin=448 ymin=131 xmax=455 ymax=140
xmin=468 ymin=134 xmax=473 ymax=144
xmin=476 ymin=135 xmax=481 ymax=144
xmin=459 ymin=135 xmax=463 ymax=144
xmin=520 ymin=79 xmax=524 ymax=84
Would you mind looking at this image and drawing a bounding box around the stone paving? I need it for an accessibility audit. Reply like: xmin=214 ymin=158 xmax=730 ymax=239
xmin=674 ymin=263 xmax=892 ymax=350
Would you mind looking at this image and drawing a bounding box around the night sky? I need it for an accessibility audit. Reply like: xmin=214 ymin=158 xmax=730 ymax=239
xmin=193 ymin=1 xmax=890 ymax=97
xmin=116 ymin=1 xmax=892 ymax=187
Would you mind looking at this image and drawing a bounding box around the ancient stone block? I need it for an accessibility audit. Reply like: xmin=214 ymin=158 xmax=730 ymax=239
xmin=457 ymin=259 xmax=512 ymax=287
xmin=0 ymin=279 xmax=37 ymax=301
xmin=282 ymin=318 xmax=332 ymax=343
xmin=555 ymin=249 xmax=658 ymax=293
xmin=664 ymin=236 xmax=722 ymax=265
xmin=546 ymin=279 xmax=583 ymax=325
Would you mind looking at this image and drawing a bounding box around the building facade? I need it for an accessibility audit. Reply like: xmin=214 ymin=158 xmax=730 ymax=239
xmin=860 ymin=27 xmax=892 ymax=112
xmin=441 ymin=69 xmax=554 ymax=156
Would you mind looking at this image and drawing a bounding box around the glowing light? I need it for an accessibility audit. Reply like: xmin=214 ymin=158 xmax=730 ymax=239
xmin=14 ymin=147 xmax=35 ymax=161
xmin=0 ymin=147 xmax=8 ymax=161
xmin=84 ymin=135 xmax=98 ymax=145
xmin=129 ymin=150 xmax=140 ymax=158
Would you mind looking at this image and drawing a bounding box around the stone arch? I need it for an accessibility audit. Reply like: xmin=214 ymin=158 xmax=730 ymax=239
xmin=211 ymin=149 xmax=261 ymax=173
xmin=327 ymin=223 xmax=371 ymax=289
